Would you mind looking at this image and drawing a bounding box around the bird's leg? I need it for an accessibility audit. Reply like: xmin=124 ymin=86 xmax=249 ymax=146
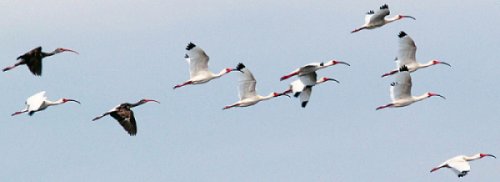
xmin=375 ymin=103 xmax=393 ymax=110
xmin=222 ymin=104 xmax=238 ymax=110
xmin=2 ymin=61 xmax=23 ymax=72
xmin=92 ymin=112 xmax=110 ymax=121
xmin=351 ymin=26 xmax=366 ymax=33
xmin=11 ymin=110 xmax=27 ymax=116
xmin=173 ymin=81 xmax=193 ymax=89
xmin=280 ymin=71 xmax=299 ymax=81
xmin=381 ymin=70 xmax=398 ymax=77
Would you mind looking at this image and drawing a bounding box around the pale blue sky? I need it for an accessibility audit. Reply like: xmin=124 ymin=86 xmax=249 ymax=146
xmin=1 ymin=0 xmax=499 ymax=181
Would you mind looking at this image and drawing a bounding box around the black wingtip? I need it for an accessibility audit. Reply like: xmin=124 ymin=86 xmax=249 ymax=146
xmin=380 ymin=4 xmax=388 ymax=9
xmin=236 ymin=63 xmax=245 ymax=71
xmin=184 ymin=54 xmax=189 ymax=58
xmin=186 ymin=42 xmax=196 ymax=50
xmin=398 ymin=31 xmax=407 ymax=38
xmin=367 ymin=10 xmax=374 ymax=14
xmin=399 ymin=65 xmax=409 ymax=72
xmin=301 ymin=101 xmax=308 ymax=108
xmin=293 ymin=92 xmax=301 ymax=98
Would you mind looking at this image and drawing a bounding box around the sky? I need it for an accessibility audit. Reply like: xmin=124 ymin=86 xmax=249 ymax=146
xmin=1 ymin=0 xmax=500 ymax=181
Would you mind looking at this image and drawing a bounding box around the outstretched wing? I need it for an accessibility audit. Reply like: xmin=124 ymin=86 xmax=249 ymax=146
xmin=300 ymin=86 xmax=312 ymax=108
xmin=18 ymin=47 xmax=43 ymax=76
xmin=397 ymin=31 xmax=417 ymax=67
xmin=390 ymin=71 xmax=412 ymax=101
xmin=369 ymin=4 xmax=390 ymax=24
xmin=110 ymin=106 xmax=137 ymax=136
xmin=26 ymin=91 xmax=47 ymax=111
xmin=448 ymin=160 xmax=471 ymax=177
xmin=185 ymin=42 xmax=209 ymax=78
xmin=238 ymin=66 xmax=257 ymax=100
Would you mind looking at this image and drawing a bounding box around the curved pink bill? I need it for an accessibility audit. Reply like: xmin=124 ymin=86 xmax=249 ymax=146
xmin=144 ymin=99 xmax=160 ymax=104
xmin=61 ymin=48 xmax=79 ymax=54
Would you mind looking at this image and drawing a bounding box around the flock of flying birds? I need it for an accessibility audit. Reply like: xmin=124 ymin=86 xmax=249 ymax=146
xmin=3 ymin=4 xmax=495 ymax=178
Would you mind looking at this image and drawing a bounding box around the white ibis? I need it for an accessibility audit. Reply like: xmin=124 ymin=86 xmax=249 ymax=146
xmin=376 ymin=65 xmax=445 ymax=110
xmin=173 ymin=42 xmax=238 ymax=89
xmin=11 ymin=91 xmax=80 ymax=116
xmin=3 ymin=46 xmax=79 ymax=76
xmin=351 ymin=4 xmax=415 ymax=33
xmin=381 ymin=31 xmax=451 ymax=77
xmin=92 ymin=99 xmax=160 ymax=136
xmin=280 ymin=60 xmax=350 ymax=81
xmin=281 ymin=71 xmax=339 ymax=108
xmin=223 ymin=63 xmax=288 ymax=110
xmin=431 ymin=153 xmax=496 ymax=177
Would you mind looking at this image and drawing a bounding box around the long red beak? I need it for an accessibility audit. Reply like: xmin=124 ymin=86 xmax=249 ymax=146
xmin=61 ymin=48 xmax=79 ymax=54
xmin=144 ymin=99 xmax=160 ymax=104
xmin=64 ymin=99 xmax=81 ymax=104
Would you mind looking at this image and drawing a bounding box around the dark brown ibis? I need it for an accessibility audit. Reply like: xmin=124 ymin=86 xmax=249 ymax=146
xmin=2 ymin=46 xmax=79 ymax=76
xmin=91 ymin=99 xmax=160 ymax=136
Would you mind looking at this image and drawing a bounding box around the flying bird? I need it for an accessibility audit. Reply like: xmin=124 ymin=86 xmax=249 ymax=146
xmin=11 ymin=91 xmax=80 ymax=116
xmin=280 ymin=60 xmax=350 ymax=81
xmin=381 ymin=31 xmax=451 ymax=77
xmin=3 ymin=46 xmax=79 ymax=76
xmin=376 ymin=65 xmax=445 ymax=110
xmin=223 ymin=63 xmax=289 ymax=110
xmin=431 ymin=153 xmax=496 ymax=178
xmin=281 ymin=71 xmax=339 ymax=108
xmin=173 ymin=42 xmax=238 ymax=89
xmin=351 ymin=4 xmax=415 ymax=33
xmin=92 ymin=99 xmax=160 ymax=136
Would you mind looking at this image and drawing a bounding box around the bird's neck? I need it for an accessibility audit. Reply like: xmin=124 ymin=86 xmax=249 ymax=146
xmin=259 ymin=93 xmax=276 ymax=101
xmin=45 ymin=99 xmax=65 ymax=106
xmin=385 ymin=16 xmax=400 ymax=24
xmin=413 ymin=93 xmax=430 ymax=102
xmin=418 ymin=61 xmax=435 ymax=68
xmin=130 ymin=101 xmax=145 ymax=107
xmin=214 ymin=69 xmax=230 ymax=78
xmin=464 ymin=154 xmax=482 ymax=161
xmin=42 ymin=50 xmax=60 ymax=58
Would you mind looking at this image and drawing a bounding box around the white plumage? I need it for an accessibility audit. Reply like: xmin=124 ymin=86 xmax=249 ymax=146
xmin=173 ymin=42 xmax=237 ymax=89
xmin=381 ymin=31 xmax=451 ymax=77
xmin=351 ymin=4 xmax=415 ymax=33
xmin=376 ymin=66 xmax=445 ymax=110
xmin=431 ymin=153 xmax=496 ymax=178
xmin=284 ymin=71 xmax=339 ymax=108
xmin=11 ymin=91 xmax=80 ymax=116
xmin=223 ymin=63 xmax=287 ymax=110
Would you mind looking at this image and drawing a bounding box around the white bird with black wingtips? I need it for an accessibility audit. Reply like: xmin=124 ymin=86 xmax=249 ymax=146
xmin=376 ymin=65 xmax=445 ymax=110
xmin=223 ymin=63 xmax=289 ymax=110
xmin=280 ymin=71 xmax=339 ymax=108
xmin=351 ymin=4 xmax=415 ymax=33
xmin=173 ymin=42 xmax=239 ymax=89
xmin=381 ymin=31 xmax=451 ymax=77
xmin=431 ymin=153 xmax=496 ymax=178
xmin=279 ymin=60 xmax=350 ymax=81
xmin=11 ymin=91 xmax=80 ymax=116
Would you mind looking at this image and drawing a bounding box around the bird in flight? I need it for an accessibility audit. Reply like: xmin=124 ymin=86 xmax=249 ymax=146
xmin=11 ymin=91 xmax=80 ymax=116
xmin=351 ymin=4 xmax=415 ymax=33
xmin=173 ymin=42 xmax=239 ymax=89
xmin=92 ymin=99 xmax=160 ymax=136
xmin=3 ymin=46 xmax=79 ymax=76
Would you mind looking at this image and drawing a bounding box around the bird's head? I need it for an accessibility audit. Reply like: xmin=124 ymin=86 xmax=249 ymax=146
xmin=480 ymin=153 xmax=496 ymax=159
xmin=56 ymin=48 xmax=79 ymax=54
xmin=328 ymin=60 xmax=350 ymax=67
xmin=318 ymin=77 xmax=340 ymax=84
xmin=139 ymin=99 xmax=160 ymax=104
xmin=432 ymin=60 xmax=451 ymax=67
xmin=62 ymin=98 xmax=81 ymax=104
xmin=427 ymin=92 xmax=446 ymax=99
